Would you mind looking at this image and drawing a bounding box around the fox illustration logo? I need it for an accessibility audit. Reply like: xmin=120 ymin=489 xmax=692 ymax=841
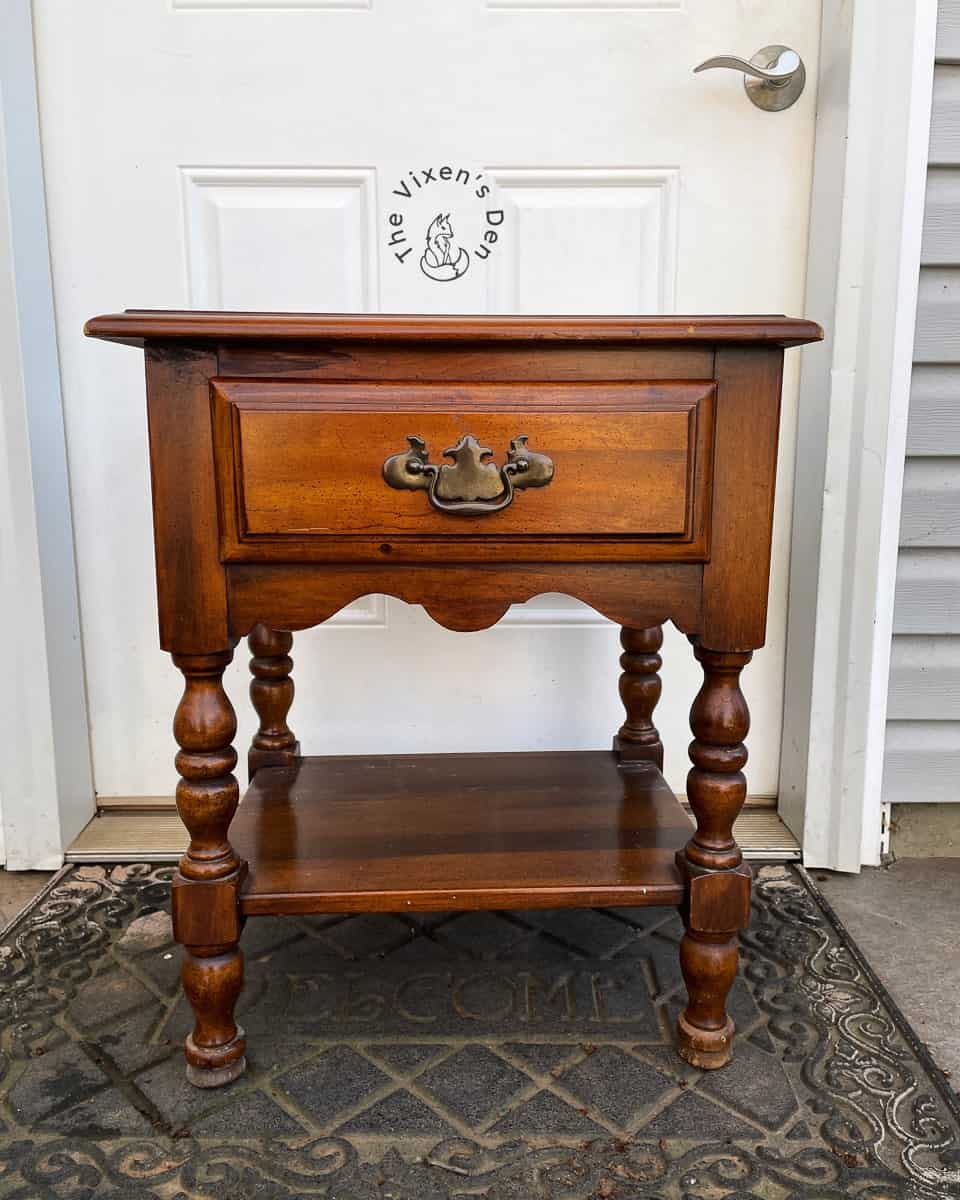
xmin=420 ymin=213 xmax=470 ymax=282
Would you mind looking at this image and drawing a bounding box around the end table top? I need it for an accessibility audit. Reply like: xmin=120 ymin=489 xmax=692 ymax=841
xmin=84 ymin=310 xmax=824 ymax=349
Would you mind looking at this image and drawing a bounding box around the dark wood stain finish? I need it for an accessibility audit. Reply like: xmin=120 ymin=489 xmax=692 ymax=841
xmin=247 ymin=624 xmax=299 ymax=779
xmin=233 ymin=753 xmax=691 ymax=915
xmin=85 ymin=309 xmax=822 ymax=1086
xmin=85 ymin=310 xmax=822 ymax=347
xmin=615 ymin=626 xmax=665 ymax=767
xmin=211 ymin=380 xmax=715 ymax=562
xmin=226 ymin=562 xmax=704 ymax=635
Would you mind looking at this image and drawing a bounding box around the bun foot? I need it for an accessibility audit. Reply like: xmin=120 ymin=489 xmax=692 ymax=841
xmin=185 ymin=1034 xmax=247 ymax=1089
xmin=676 ymin=1012 xmax=735 ymax=1070
xmin=186 ymin=1056 xmax=246 ymax=1089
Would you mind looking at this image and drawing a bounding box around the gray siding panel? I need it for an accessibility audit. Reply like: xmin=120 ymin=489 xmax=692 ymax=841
xmin=893 ymin=548 xmax=960 ymax=632
xmin=939 ymin=0 xmax=960 ymax=64
xmin=887 ymin=637 xmax=960 ymax=720
xmin=885 ymin=12 xmax=960 ymax=805
xmin=898 ymin=458 xmax=960 ymax=546
xmin=913 ymin=267 xmax=960 ymax=361
xmin=930 ymin=66 xmax=960 ymax=164
xmin=883 ymin=722 xmax=960 ymax=803
xmin=922 ymin=169 xmax=960 ymax=262
xmin=908 ymin=366 xmax=960 ymax=453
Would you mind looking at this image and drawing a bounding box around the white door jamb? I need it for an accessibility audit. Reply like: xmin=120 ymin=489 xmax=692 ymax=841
xmin=779 ymin=0 xmax=938 ymax=871
xmin=0 ymin=0 xmax=95 ymax=869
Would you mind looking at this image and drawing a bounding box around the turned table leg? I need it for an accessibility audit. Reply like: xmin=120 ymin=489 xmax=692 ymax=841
xmin=614 ymin=625 xmax=664 ymax=768
xmin=676 ymin=639 xmax=753 ymax=1070
xmin=170 ymin=650 xmax=247 ymax=1089
xmin=247 ymin=624 xmax=299 ymax=779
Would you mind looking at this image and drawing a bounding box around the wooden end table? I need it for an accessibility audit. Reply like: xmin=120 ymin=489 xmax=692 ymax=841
xmin=85 ymin=311 xmax=821 ymax=1087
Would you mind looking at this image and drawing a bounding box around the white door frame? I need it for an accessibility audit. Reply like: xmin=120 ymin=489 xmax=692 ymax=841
xmin=0 ymin=0 xmax=95 ymax=869
xmin=0 ymin=0 xmax=936 ymax=869
xmin=779 ymin=0 xmax=938 ymax=871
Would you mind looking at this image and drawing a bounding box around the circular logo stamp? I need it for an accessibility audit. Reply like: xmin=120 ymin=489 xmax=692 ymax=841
xmin=386 ymin=166 xmax=504 ymax=284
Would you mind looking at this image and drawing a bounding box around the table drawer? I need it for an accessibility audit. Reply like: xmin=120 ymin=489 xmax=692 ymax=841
xmin=213 ymin=380 xmax=714 ymax=562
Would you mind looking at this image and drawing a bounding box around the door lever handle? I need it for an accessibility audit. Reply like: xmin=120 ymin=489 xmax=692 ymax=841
xmin=694 ymin=44 xmax=806 ymax=112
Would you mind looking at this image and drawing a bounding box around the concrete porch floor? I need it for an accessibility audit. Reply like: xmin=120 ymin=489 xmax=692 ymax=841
xmin=1 ymin=859 xmax=956 ymax=1092
xmin=0 ymin=869 xmax=56 ymax=929
xmin=814 ymin=858 xmax=960 ymax=1090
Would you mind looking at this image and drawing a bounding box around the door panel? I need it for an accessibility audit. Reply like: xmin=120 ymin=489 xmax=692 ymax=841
xmin=33 ymin=0 xmax=819 ymax=800
xmin=182 ymin=168 xmax=378 ymax=312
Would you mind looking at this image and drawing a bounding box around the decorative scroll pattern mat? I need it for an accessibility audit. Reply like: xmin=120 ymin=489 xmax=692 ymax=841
xmin=0 ymin=864 xmax=957 ymax=1198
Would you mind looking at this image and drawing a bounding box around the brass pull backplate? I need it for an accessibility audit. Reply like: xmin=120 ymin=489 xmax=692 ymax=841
xmin=382 ymin=434 xmax=554 ymax=517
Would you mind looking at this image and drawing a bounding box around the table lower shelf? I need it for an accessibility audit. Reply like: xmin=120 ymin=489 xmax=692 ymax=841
xmin=231 ymin=750 xmax=693 ymax=916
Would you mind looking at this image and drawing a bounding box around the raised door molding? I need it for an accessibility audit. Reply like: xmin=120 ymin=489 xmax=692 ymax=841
xmin=488 ymin=0 xmax=680 ymax=10
xmin=485 ymin=168 xmax=678 ymax=315
xmin=173 ymin=0 xmax=369 ymax=10
xmin=499 ymin=594 xmax=612 ymax=627
xmin=181 ymin=165 xmax=381 ymax=627
xmin=486 ymin=166 xmax=677 ymax=625
xmin=180 ymin=166 xmax=378 ymax=313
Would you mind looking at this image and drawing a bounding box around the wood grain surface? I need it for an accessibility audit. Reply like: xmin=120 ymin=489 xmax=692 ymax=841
xmin=233 ymin=752 xmax=692 ymax=914
xmin=226 ymin=561 xmax=703 ymax=635
xmin=220 ymin=382 xmax=708 ymax=540
xmin=213 ymin=381 xmax=714 ymax=562
xmin=83 ymin=308 xmax=823 ymax=1081
xmin=85 ymin=310 xmax=823 ymax=348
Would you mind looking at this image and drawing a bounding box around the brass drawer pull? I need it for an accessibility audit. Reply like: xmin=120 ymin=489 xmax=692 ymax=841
xmin=383 ymin=434 xmax=554 ymax=517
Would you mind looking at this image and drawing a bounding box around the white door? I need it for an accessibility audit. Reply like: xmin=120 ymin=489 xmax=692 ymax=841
xmin=33 ymin=1 xmax=819 ymax=814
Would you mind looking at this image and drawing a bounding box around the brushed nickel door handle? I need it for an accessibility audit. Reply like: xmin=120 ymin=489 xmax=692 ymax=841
xmin=694 ymin=44 xmax=806 ymax=112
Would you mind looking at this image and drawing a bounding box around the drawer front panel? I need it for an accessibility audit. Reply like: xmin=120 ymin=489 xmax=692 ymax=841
xmin=213 ymin=381 xmax=715 ymax=562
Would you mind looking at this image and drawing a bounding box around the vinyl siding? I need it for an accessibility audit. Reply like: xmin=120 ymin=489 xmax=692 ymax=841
xmin=884 ymin=1 xmax=960 ymax=804
xmin=939 ymin=0 xmax=960 ymax=62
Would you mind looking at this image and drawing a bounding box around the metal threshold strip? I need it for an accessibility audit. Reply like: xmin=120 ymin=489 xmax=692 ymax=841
xmin=67 ymin=799 xmax=800 ymax=864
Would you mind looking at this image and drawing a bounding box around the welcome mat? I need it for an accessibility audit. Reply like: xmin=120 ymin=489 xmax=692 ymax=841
xmin=0 ymin=865 xmax=957 ymax=1199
